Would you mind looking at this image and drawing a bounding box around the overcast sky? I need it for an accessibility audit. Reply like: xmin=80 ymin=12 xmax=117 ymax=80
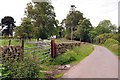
xmin=0 ymin=0 xmax=119 ymax=28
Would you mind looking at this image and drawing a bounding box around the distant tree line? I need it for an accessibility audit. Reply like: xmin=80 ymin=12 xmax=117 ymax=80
xmin=1 ymin=1 xmax=118 ymax=43
xmin=62 ymin=10 xmax=118 ymax=42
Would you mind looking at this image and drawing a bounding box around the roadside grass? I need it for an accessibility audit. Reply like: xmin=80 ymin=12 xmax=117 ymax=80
xmin=54 ymin=73 xmax=64 ymax=78
xmin=40 ymin=67 xmax=52 ymax=71
xmin=104 ymin=45 xmax=120 ymax=56
xmin=38 ymin=72 xmax=45 ymax=78
xmin=45 ymin=44 xmax=94 ymax=65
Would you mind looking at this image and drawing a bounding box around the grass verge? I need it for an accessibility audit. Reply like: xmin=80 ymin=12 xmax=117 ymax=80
xmin=54 ymin=73 xmax=64 ymax=78
xmin=104 ymin=45 xmax=119 ymax=56
xmin=45 ymin=44 xmax=94 ymax=65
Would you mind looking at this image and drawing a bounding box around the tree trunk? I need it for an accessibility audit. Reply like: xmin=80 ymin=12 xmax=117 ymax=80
xmin=80 ymin=37 xmax=81 ymax=42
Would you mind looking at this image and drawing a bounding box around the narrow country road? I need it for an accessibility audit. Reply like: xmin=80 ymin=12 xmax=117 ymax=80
xmin=62 ymin=45 xmax=118 ymax=78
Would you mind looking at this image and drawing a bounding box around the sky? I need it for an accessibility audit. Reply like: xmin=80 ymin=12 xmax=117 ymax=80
xmin=0 ymin=0 xmax=119 ymax=28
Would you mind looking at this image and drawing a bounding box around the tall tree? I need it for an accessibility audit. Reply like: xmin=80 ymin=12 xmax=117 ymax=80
xmin=56 ymin=25 xmax=65 ymax=38
xmin=1 ymin=16 xmax=16 ymax=36
xmin=65 ymin=11 xmax=84 ymax=29
xmin=95 ymin=20 xmax=113 ymax=34
xmin=14 ymin=17 xmax=34 ymax=39
xmin=88 ymin=31 xmax=98 ymax=43
xmin=74 ymin=19 xmax=93 ymax=42
xmin=25 ymin=2 xmax=57 ymax=40
xmin=65 ymin=10 xmax=84 ymax=39
xmin=109 ymin=24 xmax=117 ymax=33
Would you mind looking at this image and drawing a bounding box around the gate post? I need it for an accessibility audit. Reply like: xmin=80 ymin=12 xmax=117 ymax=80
xmin=21 ymin=40 xmax=24 ymax=50
xmin=51 ymin=40 xmax=55 ymax=58
xmin=21 ymin=40 xmax=24 ymax=59
xmin=8 ymin=40 xmax=11 ymax=46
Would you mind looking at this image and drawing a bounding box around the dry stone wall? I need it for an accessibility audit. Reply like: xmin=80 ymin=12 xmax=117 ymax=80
xmin=55 ymin=42 xmax=88 ymax=56
xmin=0 ymin=45 xmax=24 ymax=61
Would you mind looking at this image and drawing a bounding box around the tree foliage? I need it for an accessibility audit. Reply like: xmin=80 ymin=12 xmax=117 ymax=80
xmin=1 ymin=16 xmax=16 ymax=36
xmin=104 ymin=38 xmax=119 ymax=47
xmin=3 ymin=53 xmax=43 ymax=78
xmin=118 ymin=26 xmax=120 ymax=42
xmin=93 ymin=33 xmax=118 ymax=44
xmin=56 ymin=25 xmax=65 ymax=38
xmin=109 ymin=24 xmax=117 ymax=32
xmin=104 ymin=38 xmax=119 ymax=55
xmin=65 ymin=11 xmax=84 ymax=28
xmin=64 ymin=11 xmax=84 ymax=39
xmin=74 ymin=19 xmax=93 ymax=42
xmin=88 ymin=31 xmax=98 ymax=43
xmin=95 ymin=20 xmax=117 ymax=34
xmin=14 ymin=17 xmax=34 ymax=39
xmin=25 ymin=2 xmax=57 ymax=40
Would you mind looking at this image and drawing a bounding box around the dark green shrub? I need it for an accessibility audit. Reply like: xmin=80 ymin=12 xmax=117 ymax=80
xmin=3 ymin=53 xmax=44 ymax=78
xmin=104 ymin=38 xmax=119 ymax=56
xmin=104 ymin=38 xmax=119 ymax=47
xmin=0 ymin=64 xmax=10 ymax=79
xmin=54 ymin=52 xmax=70 ymax=65
xmin=110 ymin=44 xmax=118 ymax=50
xmin=67 ymin=51 xmax=78 ymax=61
xmin=51 ymin=50 xmax=78 ymax=65
xmin=93 ymin=33 xmax=118 ymax=44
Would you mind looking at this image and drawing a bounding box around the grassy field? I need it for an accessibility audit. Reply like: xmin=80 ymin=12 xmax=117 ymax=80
xmin=0 ymin=39 xmax=38 ymax=46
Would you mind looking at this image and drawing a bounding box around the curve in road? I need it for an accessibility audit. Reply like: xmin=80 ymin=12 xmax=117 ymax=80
xmin=62 ymin=45 xmax=118 ymax=78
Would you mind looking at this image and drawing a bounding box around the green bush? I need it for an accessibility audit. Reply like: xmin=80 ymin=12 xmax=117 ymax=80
xmin=104 ymin=38 xmax=119 ymax=56
xmin=0 ymin=64 xmax=10 ymax=79
xmin=110 ymin=44 xmax=118 ymax=50
xmin=54 ymin=50 xmax=78 ymax=65
xmin=104 ymin=38 xmax=119 ymax=47
xmin=3 ymin=53 xmax=44 ymax=78
xmin=93 ymin=33 xmax=118 ymax=44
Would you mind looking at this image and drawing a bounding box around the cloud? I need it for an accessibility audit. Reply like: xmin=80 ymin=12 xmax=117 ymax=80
xmin=0 ymin=0 xmax=118 ymax=27
xmin=0 ymin=0 xmax=31 ymax=26
xmin=52 ymin=0 xmax=119 ymax=27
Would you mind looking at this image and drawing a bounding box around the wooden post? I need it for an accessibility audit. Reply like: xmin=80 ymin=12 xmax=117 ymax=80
xmin=21 ymin=40 xmax=24 ymax=50
xmin=21 ymin=40 xmax=24 ymax=60
xmin=8 ymin=40 xmax=11 ymax=46
xmin=51 ymin=40 xmax=55 ymax=58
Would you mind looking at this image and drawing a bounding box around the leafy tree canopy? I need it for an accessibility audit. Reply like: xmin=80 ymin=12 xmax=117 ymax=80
xmin=93 ymin=33 xmax=118 ymax=44
xmin=25 ymin=2 xmax=57 ymax=40
xmin=88 ymin=31 xmax=98 ymax=43
xmin=1 ymin=16 xmax=16 ymax=36
xmin=95 ymin=20 xmax=117 ymax=34
xmin=14 ymin=17 xmax=34 ymax=39
xmin=74 ymin=19 xmax=93 ymax=42
xmin=64 ymin=10 xmax=84 ymax=40
xmin=65 ymin=10 xmax=84 ymax=30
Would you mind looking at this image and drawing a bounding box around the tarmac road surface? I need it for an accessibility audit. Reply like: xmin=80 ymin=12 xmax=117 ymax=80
xmin=62 ymin=45 xmax=118 ymax=78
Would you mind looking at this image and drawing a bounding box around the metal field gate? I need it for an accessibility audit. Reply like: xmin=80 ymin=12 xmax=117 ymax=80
xmin=24 ymin=40 xmax=54 ymax=62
